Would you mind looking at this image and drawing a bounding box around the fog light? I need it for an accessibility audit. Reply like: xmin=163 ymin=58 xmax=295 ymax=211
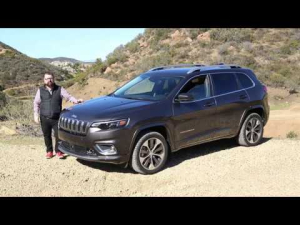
xmin=94 ymin=144 xmax=117 ymax=156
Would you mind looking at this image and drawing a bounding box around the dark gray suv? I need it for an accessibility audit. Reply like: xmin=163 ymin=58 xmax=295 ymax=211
xmin=58 ymin=64 xmax=269 ymax=174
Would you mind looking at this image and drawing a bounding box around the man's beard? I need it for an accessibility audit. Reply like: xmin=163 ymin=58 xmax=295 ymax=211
xmin=46 ymin=82 xmax=54 ymax=88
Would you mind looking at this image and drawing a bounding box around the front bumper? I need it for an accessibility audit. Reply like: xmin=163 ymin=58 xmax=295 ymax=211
xmin=58 ymin=127 xmax=133 ymax=164
xmin=58 ymin=141 xmax=126 ymax=164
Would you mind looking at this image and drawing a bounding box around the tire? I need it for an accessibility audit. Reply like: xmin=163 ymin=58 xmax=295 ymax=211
xmin=131 ymin=132 xmax=169 ymax=175
xmin=238 ymin=113 xmax=264 ymax=147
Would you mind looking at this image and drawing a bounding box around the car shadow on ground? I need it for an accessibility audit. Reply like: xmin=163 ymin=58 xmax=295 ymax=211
xmin=76 ymin=137 xmax=272 ymax=174
xmin=76 ymin=159 xmax=132 ymax=174
xmin=165 ymin=137 xmax=272 ymax=170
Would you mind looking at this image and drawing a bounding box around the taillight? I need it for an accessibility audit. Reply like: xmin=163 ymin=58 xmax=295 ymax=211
xmin=263 ymin=85 xmax=268 ymax=93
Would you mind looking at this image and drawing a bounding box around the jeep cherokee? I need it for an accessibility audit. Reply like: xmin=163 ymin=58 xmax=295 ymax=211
xmin=58 ymin=64 xmax=269 ymax=174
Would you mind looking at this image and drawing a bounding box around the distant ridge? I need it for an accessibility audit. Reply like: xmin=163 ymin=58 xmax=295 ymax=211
xmin=39 ymin=57 xmax=83 ymax=64
xmin=0 ymin=42 xmax=72 ymax=88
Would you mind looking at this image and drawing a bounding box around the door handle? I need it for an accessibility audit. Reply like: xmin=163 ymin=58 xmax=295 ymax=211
xmin=239 ymin=94 xmax=248 ymax=99
xmin=204 ymin=101 xmax=215 ymax=107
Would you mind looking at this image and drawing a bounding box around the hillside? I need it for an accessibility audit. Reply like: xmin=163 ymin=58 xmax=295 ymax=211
xmin=0 ymin=42 xmax=73 ymax=89
xmin=74 ymin=28 xmax=300 ymax=92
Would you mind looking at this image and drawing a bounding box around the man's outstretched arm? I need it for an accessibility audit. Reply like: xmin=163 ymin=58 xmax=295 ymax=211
xmin=60 ymin=87 xmax=83 ymax=104
xmin=33 ymin=89 xmax=41 ymax=123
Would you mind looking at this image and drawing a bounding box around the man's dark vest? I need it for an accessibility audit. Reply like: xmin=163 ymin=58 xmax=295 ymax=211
xmin=40 ymin=84 xmax=62 ymax=119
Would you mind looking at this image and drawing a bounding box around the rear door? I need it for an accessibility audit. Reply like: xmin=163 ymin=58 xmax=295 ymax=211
xmin=210 ymin=72 xmax=250 ymax=138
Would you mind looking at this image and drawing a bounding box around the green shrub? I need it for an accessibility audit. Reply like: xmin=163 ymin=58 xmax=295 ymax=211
xmin=286 ymin=131 xmax=298 ymax=139
xmin=278 ymin=67 xmax=292 ymax=78
xmin=176 ymin=50 xmax=189 ymax=60
xmin=74 ymin=72 xmax=88 ymax=86
xmin=126 ymin=40 xmax=140 ymax=53
xmin=135 ymin=52 xmax=173 ymax=73
xmin=210 ymin=28 xmax=253 ymax=43
xmin=6 ymin=89 xmax=17 ymax=96
xmin=174 ymin=42 xmax=189 ymax=49
xmin=189 ymin=29 xmax=200 ymax=40
xmin=218 ymin=43 xmax=230 ymax=55
xmin=153 ymin=28 xmax=172 ymax=40
xmin=222 ymin=54 xmax=258 ymax=70
xmin=0 ymin=91 xmax=7 ymax=108
xmin=148 ymin=29 xmax=173 ymax=50
xmin=60 ymin=79 xmax=75 ymax=88
xmin=289 ymin=40 xmax=300 ymax=48
xmin=106 ymin=45 xmax=128 ymax=66
xmin=279 ymin=40 xmax=300 ymax=55
xmin=0 ymin=98 xmax=34 ymax=123
xmin=280 ymin=45 xmax=292 ymax=55
xmin=242 ymin=41 xmax=253 ymax=53
xmin=270 ymin=73 xmax=286 ymax=87
xmin=187 ymin=28 xmax=210 ymax=40
xmin=0 ymin=83 xmax=4 ymax=91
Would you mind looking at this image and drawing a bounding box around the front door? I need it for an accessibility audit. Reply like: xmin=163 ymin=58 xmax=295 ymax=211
xmin=172 ymin=74 xmax=218 ymax=149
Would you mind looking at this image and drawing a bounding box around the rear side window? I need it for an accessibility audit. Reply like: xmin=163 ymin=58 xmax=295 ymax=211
xmin=211 ymin=73 xmax=239 ymax=95
xmin=236 ymin=73 xmax=253 ymax=89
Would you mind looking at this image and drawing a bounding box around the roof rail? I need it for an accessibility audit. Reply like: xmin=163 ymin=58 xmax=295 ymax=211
xmin=208 ymin=64 xmax=241 ymax=69
xmin=148 ymin=64 xmax=205 ymax=72
xmin=187 ymin=68 xmax=202 ymax=74
xmin=187 ymin=64 xmax=242 ymax=74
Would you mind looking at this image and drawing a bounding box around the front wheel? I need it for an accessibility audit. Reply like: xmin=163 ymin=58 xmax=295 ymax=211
xmin=238 ymin=113 xmax=264 ymax=146
xmin=131 ymin=132 xmax=169 ymax=175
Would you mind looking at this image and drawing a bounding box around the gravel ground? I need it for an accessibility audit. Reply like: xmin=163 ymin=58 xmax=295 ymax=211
xmin=0 ymin=135 xmax=299 ymax=197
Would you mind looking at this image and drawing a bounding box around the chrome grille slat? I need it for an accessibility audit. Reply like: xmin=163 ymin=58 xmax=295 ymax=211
xmin=71 ymin=119 xmax=75 ymax=131
xmin=76 ymin=120 xmax=80 ymax=133
xmin=85 ymin=122 xmax=90 ymax=133
xmin=64 ymin=118 xmax=67 ymax=129
xmin=80 ymin=121 xmax=84 ymax=134
xmin=68 ymin=119 xmax=71 ymax=131
xmin=59 ymin=117 xmax=89 ymax=136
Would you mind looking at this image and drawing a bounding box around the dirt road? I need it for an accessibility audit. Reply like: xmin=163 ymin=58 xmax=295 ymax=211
xmin=0 ymin=135 xmax=299 ymax=197
xmin=264 ymin=104 xmax=300 ymax=138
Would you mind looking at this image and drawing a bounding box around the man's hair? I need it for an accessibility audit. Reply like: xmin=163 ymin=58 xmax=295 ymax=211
xmin=44 ymin=72 xmax=55 ymax=78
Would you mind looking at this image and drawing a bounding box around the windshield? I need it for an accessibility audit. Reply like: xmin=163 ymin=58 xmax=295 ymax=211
xmin=113 ymin=74 xmax=183 ymax=101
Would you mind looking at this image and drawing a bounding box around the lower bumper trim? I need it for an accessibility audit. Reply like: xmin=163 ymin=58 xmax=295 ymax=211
xmin=58 ymin=143 xmax=125 ymax=164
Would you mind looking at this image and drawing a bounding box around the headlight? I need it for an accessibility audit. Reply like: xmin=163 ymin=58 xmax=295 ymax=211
xmin=91 ymin=118 xmax=129 ymax=130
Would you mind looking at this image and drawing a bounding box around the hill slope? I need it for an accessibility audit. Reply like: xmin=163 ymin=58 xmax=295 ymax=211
xmin=0 ymin=42 xmax=73 ymax=88
xmin=76 ymin=28 xmax=300 ymax=91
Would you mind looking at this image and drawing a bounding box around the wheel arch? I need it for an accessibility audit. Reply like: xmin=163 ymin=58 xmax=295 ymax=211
xmin=128 ymin=123 xmax=174 ymax=160
xmin=237 ymin=105 xmax=266 ymax=136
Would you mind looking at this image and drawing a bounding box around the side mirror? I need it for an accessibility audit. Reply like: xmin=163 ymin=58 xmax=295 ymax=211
xmin=175 ymin=93 xmax=194 ymax=102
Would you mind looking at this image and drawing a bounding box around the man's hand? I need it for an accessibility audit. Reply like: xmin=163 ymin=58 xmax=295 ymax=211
xmin=75 ymin=99 xmax=84 ymax=104
xmin=34 ymin=112 xmax=40 ymax=124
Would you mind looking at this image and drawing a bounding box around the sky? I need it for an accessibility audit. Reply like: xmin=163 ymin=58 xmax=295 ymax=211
xmin=0 ymin=28 xmax=145 ymax=62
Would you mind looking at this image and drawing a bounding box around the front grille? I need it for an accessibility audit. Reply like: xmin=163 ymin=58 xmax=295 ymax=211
xmin=59 ymin=116 xmax=90 ymax=136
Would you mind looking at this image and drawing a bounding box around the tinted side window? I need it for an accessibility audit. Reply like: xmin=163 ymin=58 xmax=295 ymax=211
xmin=179 ymin=75 xmax=211 ymax=100
xmin=236 ymin=73 xmax=253 ymax=89
xmin=211 ymin=73 xmax=239 ymax=95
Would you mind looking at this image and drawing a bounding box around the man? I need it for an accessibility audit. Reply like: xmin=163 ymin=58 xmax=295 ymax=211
xmin=33 ymin=72 xmax=83 ymax=159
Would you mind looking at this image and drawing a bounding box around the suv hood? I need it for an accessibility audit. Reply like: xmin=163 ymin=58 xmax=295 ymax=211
xmin=61 ymin=96 xmax=156 ymax=121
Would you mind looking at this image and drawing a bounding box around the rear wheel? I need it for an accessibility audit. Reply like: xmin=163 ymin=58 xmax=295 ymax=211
xmin=238 ymin=113 xmax=264 ymax=146
xmin=131 ymin=132 xmax=169 ymax=175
